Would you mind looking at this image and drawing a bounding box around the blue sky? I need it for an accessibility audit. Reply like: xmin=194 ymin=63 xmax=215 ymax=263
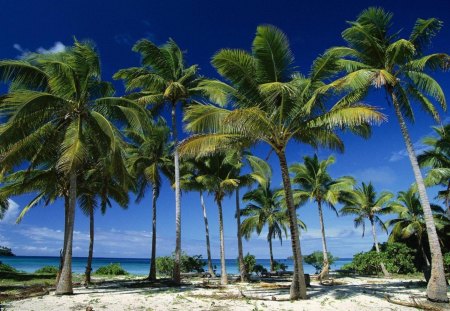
xmin=0 ymin=0 xmax=449 ymax=259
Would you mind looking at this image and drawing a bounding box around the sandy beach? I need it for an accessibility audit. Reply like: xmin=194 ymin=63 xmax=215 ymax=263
xmin=4 ymin=276 xmax=448 ymax=311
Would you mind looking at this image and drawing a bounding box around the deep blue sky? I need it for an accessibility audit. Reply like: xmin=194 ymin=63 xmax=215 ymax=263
xmin=1 ymin=0 xmax=449 ymax=259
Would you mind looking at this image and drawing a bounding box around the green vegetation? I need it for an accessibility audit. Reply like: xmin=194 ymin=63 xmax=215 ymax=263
xmin=304 ymin=251 xmax=338 ymax=274
xmin=0 ymin=246 xmax=15 ymax=256
xmin=156 ymin=253 xmax=206 ymax=276
xmin=342 ymin=243 xmax=416 ymax=275
xmin=94 ymin=263 xmax=129 ymax=276
xmin=273 ymin=261 xmax=288 ymax=272
xmin=0 ymin=262 xmax=19 ymax=273
xmin=34 ymin=266 xmax=59 ymax=275
xmin=241 ymin=253 xmax=256 ymax=275
xmin=444 ymin=253 xmax=450 ymax=273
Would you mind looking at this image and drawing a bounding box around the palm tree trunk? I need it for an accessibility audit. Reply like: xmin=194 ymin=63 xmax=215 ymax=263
xmin=445 ymin=181 xmax=450 ymax=217
xmin=149 ymin=185 xmax=158 ymax=280
xmin=420 ymin=240 xmax=432 ymax=283
xmin=370 ymin=219 xmax=390 ymax=277
xmin=269 ymin=237 xmax=274 ymax=272
xmin=85 ymin=206 xmax=94 ymax=285
xmin=172 ymin=103 xmax=182 ymax=284
xmin=217 ymin=198 xmax=228 ymax=285
xmin=236 ymin=188 xmax=248 ymax=282
xmin=56 ymin=171 xmax=77 ymax=295
xmin=200 ymin=191 xmax=214 ymax=276
xmin=317 ymin=200 xmax=330 ymax=281
xmin=277 ymin=150 xmax=307 ymax=300
xmin=390 ymin=88 xmax=448 ymax=302
xmin=56 ymin=193 xmax=70 ymax=284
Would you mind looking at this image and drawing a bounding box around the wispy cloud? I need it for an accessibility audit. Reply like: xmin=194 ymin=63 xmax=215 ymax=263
xmin=13 ymin=41 xmax=66 ymax=58
xmin=350 ymin=166 xmax=397 ymax=186
xmin=0 ymin=199 xmax=20 ymax=224
xmin=389 ymin=141 xmax=429 ymax=162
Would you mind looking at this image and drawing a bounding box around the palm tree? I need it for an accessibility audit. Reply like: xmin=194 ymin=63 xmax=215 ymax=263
xmin=126 ymin=119 xmax=172 ymax=280
xmin=0 ymin=198 xmax=9 ymax=219
xmin=0 ymin=41 xmax=145 ymax=294
xmin=340 ymin=182 xmax=393 ymax=277
xmin=290 ymin=154 xmax=354 ymax=280
xmin=326 ymin=8 xmax=449 ymax=301
xmin=179 ymin=25 xmax=383 ymax=299
xmin=114 ymin=39 xmax=207 ymax=283
xmin=242 ymin=178 xmax=304 ymax=272
xmin=387 ymin=187 xmax=450 ymax=279
xmin=418 ymin=124 xmax=450 ymax=216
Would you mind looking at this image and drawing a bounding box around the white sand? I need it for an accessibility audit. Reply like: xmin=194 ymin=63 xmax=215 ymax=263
xmin=3 ymin=276 xmax=448 ymax=311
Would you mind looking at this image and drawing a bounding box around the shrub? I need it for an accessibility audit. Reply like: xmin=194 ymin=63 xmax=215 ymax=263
xmin=156 ymin=252 xmax=206 ymax=276
xmin=273 ymin=260 xmax=288 ymax=271
xmin=94 ymin=263 xmax=128 ymax=275
xmin=304 ymin=251 xmax=338 ymax=273
xmin=0 ymin=262 xmax=18 ymax=273
xmin=35 ymin=266 xmax=59 ymax=274
xmin=240 ymin=253 xmax=256 ymax=274
xmin=443 ymin=252 xmax=450 ymax=273
xmin=253 ymin=264 xmax=267 ymax=276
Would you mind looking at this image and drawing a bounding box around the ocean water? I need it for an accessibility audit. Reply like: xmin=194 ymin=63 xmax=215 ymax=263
xmin=0 ymin=256 xmax=352 ymax=275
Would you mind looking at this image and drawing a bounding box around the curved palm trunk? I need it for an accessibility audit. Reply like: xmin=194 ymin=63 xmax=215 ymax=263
xmin=56 ymin=193 xmax=70 ymax=284
xmin=269 ymin=237 xmax=274 ymax=272
xmin=85 ymin=206 xmax=94 ymax=285
xmin=370 ymin=219 xmax=390 ymax=277
xmin=172 ymin=104 xmax=182 ymax=284
xmin=56 ymin=171 xmax=77 ymax=295
xmin=200 ymin=191 xmax=214 ymax=276
xmin=420 ymin=239 xmax=431 ymax=282
xmin=317 ymin=200 xmax=330 ymax=281
xmin=390 ymin=89 xmax=448 ymax=302
xmin=149 ymin=186 xmax=158 ymax=280
xmin=236 ymin=188 xmax=248 ymax=282
xmin=217 ymin=198 xmax=228 ymax=285
xmin=277 ymin=150 xmax=307 ymax=300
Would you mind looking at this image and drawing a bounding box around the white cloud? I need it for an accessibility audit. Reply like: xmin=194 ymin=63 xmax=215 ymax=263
xmin=13 ymin=41 xmax=66 ymax=58
xmin=351 ymin=166 xmax=397 ymax=186
xmin=389 ymin=141 xmax=429 ymax=162
xmin=0 ymin=199 xmax=20 ymax=224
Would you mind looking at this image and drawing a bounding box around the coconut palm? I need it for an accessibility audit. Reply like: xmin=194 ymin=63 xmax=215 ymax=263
xmin=340 ymin=182 xmax=393 ymax=277
xmin=290 ymin=154 xmax=354 ymax=280
xmin=326 ymin=7 xmax=449 ymax=301
xmin=0 ymin=41 xmax=145 ymax=294
xmin=114 ymin=39 xmax=208 ymax=283
xmin=418 ymin=124 xmax=450 ymax=216
xmin=0 ymin=198 xmax=8 ymax=219
xmin=386 ymin=188 xmax=450 ymax=278
xmin=179 ymin=25 xmax=383 ymax=299
xmin=126 ymin=118 xmax=173 ymax=280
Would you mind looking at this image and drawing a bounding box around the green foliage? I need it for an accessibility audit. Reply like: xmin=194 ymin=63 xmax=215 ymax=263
xmin=0 ymin=262 xmax=18 ymax=273
xmin=304 ymin=251 xmax=338 ymax=273
xmin=94 ymin=263 xmax=129 ymax=276
xmin=156 ymin=252 xmax=206 ymax=276
xmin=253 ymin=264 xmax=267 ymax=276
xmin=273 ymin=260 xmax=288 ymax=271
xmin=34 ymin=266 xmax=58 ymax=274
xmin=342 ymin=243 xmax=416 ymax=275
xmin=241 ymin=253 xmax=256 ymax=274
xmin=0 ymin=246 xmax=14 ymax=256
xmin=443 ymin=253 xmax=450 ymax=273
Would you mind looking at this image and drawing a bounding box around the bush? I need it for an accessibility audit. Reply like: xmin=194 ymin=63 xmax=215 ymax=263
xmin=273 ymin=260 xmax=288 ymax=271
xmin=443 ymin=252 xmax=450 ymax=273
xmin=341 ymin=242 xmax=416 ymax=275
xmin=0 ymin=262 xmax=18 ymax=273
xmin=35 ymin=266 xmax=59 ymax=274
xmin=240 ymin=253 xmax=256 ymax=274
xmin=304 ymin=251 xmax=338 ymax=273
xmin=94 ymin=263 xmax=128 ymax=275
xmin=253 ymin=264 xmax=267 ymax=276
xmin=156 ymin=252 xmax=206 ymax=276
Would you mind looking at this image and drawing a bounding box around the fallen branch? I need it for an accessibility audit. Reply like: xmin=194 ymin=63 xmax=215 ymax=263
xmin=238 ymin=288 xmax=291 ymax=301
xmin=385 ymin=295 xmax=444 ymax=311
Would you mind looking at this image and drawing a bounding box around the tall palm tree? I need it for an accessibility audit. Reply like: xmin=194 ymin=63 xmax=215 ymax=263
xmin=179 ymin=25 xmax=383 ymax=299
xmin=126 ymin=119 xmax=172 ymax=280
xmin=326 ymin=8 xmax=449 ymax=301
xmin=290 ymin=154 xmax=354 ymax=280
xmin=387 ymin=188 xmax=450 ymax=278
xmin=340 ymin=182 xmax=393 ymax=277
xmin=0 ymin=41 xmax=145 ymax=294
xmin=114 ymin=39 xmax=207 ymax=283
xmin=418 ymin=124 xmax=450 ymax=216
xmin=0 ymin=198 xmax=9 ymax=219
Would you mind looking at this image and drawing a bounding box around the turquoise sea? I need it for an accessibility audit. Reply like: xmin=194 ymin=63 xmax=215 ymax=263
xmin=0 ymin=256 xmax=352 ymax=275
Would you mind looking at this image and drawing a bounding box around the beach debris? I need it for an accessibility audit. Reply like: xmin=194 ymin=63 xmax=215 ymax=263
xmin=385 ymin=295 xmax=445 ymax=311
xmin=86 ymin=306 xmax=94 ymax=311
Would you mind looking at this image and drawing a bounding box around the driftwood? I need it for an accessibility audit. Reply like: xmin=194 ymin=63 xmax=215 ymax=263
xmin=385 ymin=295 xmax=445 ymax=311
xmin=238 ymin=288 xmax=291 ymax=301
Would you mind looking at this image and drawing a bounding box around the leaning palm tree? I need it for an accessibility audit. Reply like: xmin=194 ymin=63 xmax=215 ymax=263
xmin=126 ymin=118 xmax=173 ymax=280
xmin=290 ymin=154 xmax=354 ymax=280
xmin=340 ymin=182 xmax=393 ymax=277
xmin=326 ymin=7 xmax=449 ymax=301
xmin=387 ymin=187 xmax=450 ymax=278
xmin=179 ymin=25 xmax=384 ymax=299
xmin=418 ymin=124 xmax=450 ymax=216
xmin=0 ymin=41 xmax=145 ymax=294
xmin=114 ymin=39 xmax=207 ymax=283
